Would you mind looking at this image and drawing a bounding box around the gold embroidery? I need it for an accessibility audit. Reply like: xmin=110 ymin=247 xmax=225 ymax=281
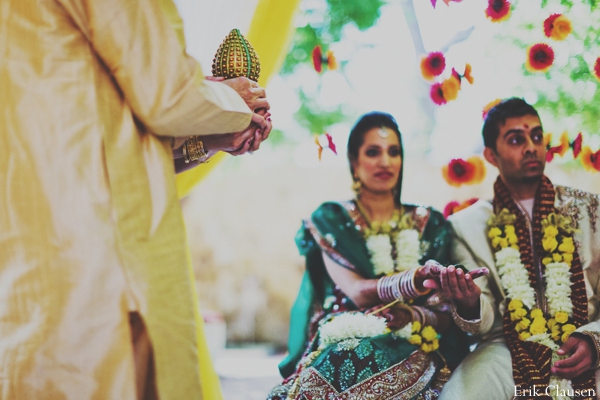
xmin=556 ymin=186 xmax=599 ymax=233
xmin=295 ymin=351 xmax=437 ymax=400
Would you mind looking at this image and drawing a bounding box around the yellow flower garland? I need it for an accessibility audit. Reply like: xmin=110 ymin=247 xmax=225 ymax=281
xmin=407 ymin=321 xmax=439 ymax=353
xmin=488 ymin=209 xmax=578 ymax=348
xmin=508 ymin=299 xmax=576 ymax=344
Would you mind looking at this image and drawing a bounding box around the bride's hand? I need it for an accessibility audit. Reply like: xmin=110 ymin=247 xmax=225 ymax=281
xmin=377 ymin=304 xmax=413 ymax=330
xmin=419 ymin=260 xmax=488 ymax=290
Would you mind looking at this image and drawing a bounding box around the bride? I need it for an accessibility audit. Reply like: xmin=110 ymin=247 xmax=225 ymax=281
xmin=268 ymin=112 xmax=470 ymax=399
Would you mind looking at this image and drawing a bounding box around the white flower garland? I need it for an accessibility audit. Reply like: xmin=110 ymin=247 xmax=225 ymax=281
xmin=395 ymin=229 xmax=421 ymax=271
xmin=318 ymin=312 xmax=389 ymax=348
xmin=545 ymin=262 xmax=573 ymax=316
xmin=496 ymin=247 xmax=536 ymax=309
xmin=366 ymin=235 xmax=395 ymax=276
xmin=365 ymin=228 xmax=421 ymax=276
xmin=495 ymin=250 xmax=574 ymax=320
xmin=393 ymin=321 xmax=414 ymax=340
xmin=548 ymin=374 xmax=574 ymax=400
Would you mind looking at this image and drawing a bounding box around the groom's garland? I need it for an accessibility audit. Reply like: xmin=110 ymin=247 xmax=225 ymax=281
xmin=488 ymin=209 xmax=577 ymax=398
xmin=489 ymin=176 xmax=594 ymax=399
xmin=488 ymin=209 xmax=577 ymax=348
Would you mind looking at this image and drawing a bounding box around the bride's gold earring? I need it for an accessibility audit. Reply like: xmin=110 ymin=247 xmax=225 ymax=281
xmin=352 ymin=178 xmax=362 ymax=195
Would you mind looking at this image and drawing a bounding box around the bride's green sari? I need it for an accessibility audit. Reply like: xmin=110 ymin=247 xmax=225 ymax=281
xmin=268 ymin=201 xmax=469 ymax=400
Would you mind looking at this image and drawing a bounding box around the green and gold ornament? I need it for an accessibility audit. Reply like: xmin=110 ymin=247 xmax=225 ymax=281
xmin=212 ymin=29 xmax=260 ymax=81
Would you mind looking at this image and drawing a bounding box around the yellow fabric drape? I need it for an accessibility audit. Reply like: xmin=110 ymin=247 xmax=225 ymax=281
xmin=159 ymin=0 xmax=300 ymax=399
xmin=175 ymin=0 xmax=302 ymax=199
xmin=157 ymin=2 xmax=224 ymax=399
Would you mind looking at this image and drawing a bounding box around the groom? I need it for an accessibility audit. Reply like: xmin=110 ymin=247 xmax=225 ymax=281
xmin=429 ymin=98 xmax=600 ymax=399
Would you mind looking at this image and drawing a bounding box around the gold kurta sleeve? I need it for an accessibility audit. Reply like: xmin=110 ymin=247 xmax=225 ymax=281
xmin=448 ymin=201 xmax=504 ymax=339
xmin=56 ymin=0 xmax=252 ymax=137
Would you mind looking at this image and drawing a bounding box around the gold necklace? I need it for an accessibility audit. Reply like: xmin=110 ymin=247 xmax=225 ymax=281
xmin=355 ymin=199 xmax=403 ymax=237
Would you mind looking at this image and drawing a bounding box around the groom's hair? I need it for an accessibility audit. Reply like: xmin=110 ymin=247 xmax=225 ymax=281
xmin=482 ymin=97 xmax=540 ymax=151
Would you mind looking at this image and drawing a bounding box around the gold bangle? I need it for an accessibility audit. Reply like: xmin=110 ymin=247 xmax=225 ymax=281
xmin=183 ymin=136 xmax=209 ymax=164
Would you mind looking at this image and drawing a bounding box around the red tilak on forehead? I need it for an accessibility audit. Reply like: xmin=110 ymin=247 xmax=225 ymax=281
xmin=524 ymin=124 xmax=529 ymax=128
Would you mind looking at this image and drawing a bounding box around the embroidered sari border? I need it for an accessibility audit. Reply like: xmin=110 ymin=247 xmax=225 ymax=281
xmin=296 ymin=350 xmax=436 ymax=400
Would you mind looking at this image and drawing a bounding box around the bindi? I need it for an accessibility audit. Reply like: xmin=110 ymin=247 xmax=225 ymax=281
xmin=377 ymin=128 xmax=389 ymax=138
xmin=523 ymin=124 xmax=529 ymax=129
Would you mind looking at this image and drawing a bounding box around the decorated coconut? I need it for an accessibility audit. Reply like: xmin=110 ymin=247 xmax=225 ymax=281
xmin=212 ymin=29 xmax=260 ymax=82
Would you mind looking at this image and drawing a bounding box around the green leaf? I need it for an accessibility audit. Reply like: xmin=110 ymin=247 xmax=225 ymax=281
xmin=294 ymin=89 xmax=347 ymax=135
xmin=265 ymin=129 xmax=287 ymax=146
xmin=326 ymin=0 xmax=386 ymax=41
xmin=280 ymin=24 xmax=320 ymax=75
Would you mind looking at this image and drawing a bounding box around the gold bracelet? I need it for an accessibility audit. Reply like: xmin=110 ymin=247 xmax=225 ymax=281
xmin=183 ymin=136 xmax=209 ymax=164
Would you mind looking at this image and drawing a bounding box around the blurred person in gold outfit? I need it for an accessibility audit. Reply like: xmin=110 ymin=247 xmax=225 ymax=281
xmin=0 ymin=0 xmax=271 ymax=399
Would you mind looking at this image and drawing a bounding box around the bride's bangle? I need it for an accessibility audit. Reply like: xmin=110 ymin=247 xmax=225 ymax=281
xmin=399 ymin=268 xmax=430 ymax=299
xmin=412 ymin=305 xmax=438 ymax=328
xmin=377 ymin=274 xmax=403 ymax=304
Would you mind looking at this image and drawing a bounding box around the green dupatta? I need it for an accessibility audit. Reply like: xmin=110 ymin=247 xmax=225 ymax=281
xmin=279 ymin=201 xmax=458 ymax=378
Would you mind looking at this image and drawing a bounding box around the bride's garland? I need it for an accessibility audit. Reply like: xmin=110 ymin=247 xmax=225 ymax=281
xmin=317 ymin=312 xmax=439 ymax=354
xmin=360 ymin=207 xmax=422 ymax=276
xmin=488 ymin=208 xmax=578 ymax=398
xmin=323 ymin=203 xmax=440 ymax=354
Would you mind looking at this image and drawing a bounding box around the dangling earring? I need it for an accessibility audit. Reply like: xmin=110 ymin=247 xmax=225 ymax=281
xmin=352 ymin=178 xmax=362 ymax=195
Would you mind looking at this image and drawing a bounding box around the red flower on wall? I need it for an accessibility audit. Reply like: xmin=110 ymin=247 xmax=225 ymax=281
xmin=580 ymin=147 xmax=600 ymax=172
xmin=432 ymin=0 xmax=463 ymax=7
xmin=429 ymin=76 xmax=461 ymax=105
xmin=325 ymin=133 xmax=337 ymax=155
xmin=485 ymin=0 xmax=511 ymax=23
xmin=545 ymin=132 xmax=569 ymax=162
xmin=312 ymin=46 xmax=337 ymax=73
xmin=312 ymin=46 xmax=323 ymax=73
xmin=421 ymin=52 xmax=446 ymax=80
xmin=572 ymin=133 xmax=583 ymax=159
xmin=315 ymin=133 xmax=337 ymax=160
xmin=543 ymin=14 xmax=572 ymax=41
xmin=430 ymin=83 xmax=446 ymax=105
xmin=442 ymin=157 xmax=486 ymax=187
xmin=526 ymin=43 xmax=554 ymax=72
xmin=443 ymin=198 xmax=479 ymax=218
xmin=451 ymin=64 xmax=474 ymax=87
xmin=482 ymin=99 xmax=502 ymax=119
xmin=594 ymin=57 xmax=600 ymax=82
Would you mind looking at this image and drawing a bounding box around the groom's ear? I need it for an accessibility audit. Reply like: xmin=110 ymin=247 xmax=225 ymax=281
xmin=483 ymin=147 xmax=498 ymax=168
